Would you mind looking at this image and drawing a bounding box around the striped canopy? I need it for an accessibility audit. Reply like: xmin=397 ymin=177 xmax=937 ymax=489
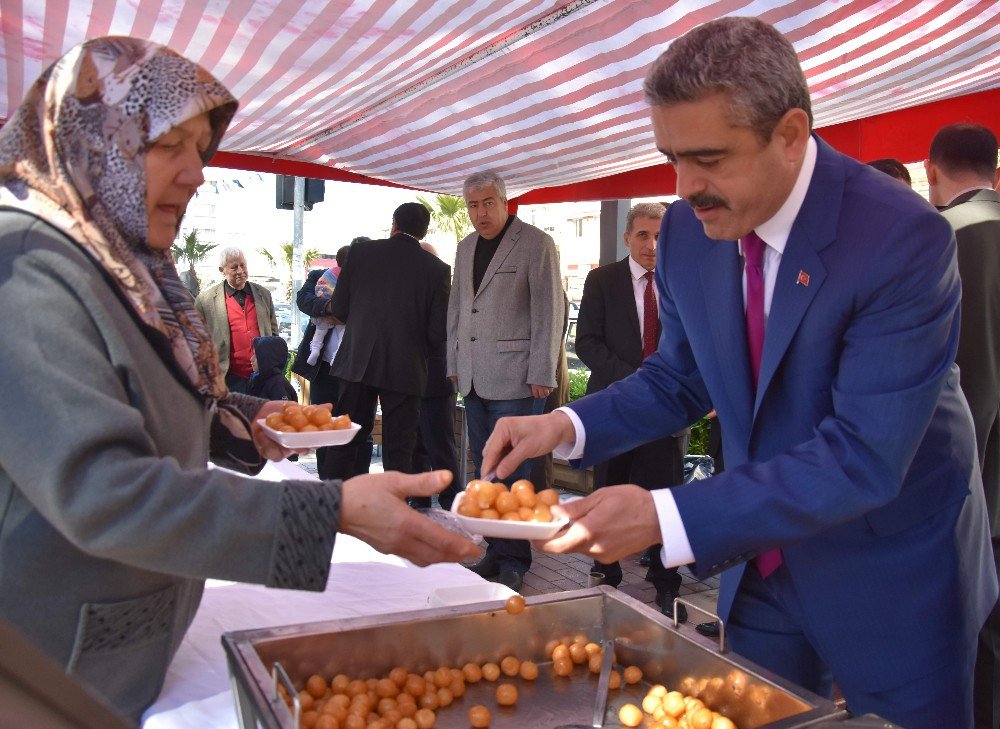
xmin=2 ymin=1 xmax=998 ymax=201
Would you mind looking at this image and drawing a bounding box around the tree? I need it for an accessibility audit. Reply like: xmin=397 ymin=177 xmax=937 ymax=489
xmin=171 ymin=230 xmax=216 ymax=296
xmin=258 ymin=242 xmax=320 ymax=300
xmin=418 ymin=194 xmax=472 ymax=243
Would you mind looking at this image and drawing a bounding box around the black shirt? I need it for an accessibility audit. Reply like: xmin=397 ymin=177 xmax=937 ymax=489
xmin=224 ymin=280 xmax=252 ymax=307
xmin=472 ymin=215 xmax=515 ymax=294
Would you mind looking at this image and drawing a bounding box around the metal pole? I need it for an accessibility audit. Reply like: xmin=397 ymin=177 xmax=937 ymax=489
xmin=291 ymin=176 xmax=305 ymax=340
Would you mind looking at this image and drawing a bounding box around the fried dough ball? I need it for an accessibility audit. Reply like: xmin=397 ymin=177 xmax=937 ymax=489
xmin=449 ymin=676 xmax=466 ymax=698
xmin=300 ymin=711 xmax=320 ymax=728
xmin=519 ymin=661 xmax=538 ymax=681
xmin=418 ymin=691 xmax=438 ymax=711
xmin=432 ymin=667 xmax=452 ymax=688
xmin=376 ymin=678 xmax=399 ymax=698
xmin=531 ymin=504 xmax=553 ymax=522
xmin=552 ymin=657 xmax=573 ymax=677
xmin=332 ymin=674 xmax=351 ymax=693
xmin=643 ymin=693 xmax=662 ymax=713
xmin=468 ymin=705 xmax=491 ymax=728
xmin=568 ymin=642 xmax=588 ymax=664
xmin=623 ymin=665 xmax=643 ymax=684
xmin=584 ymin=642 xmax=601 ymax=657
xmin=537 ymin=489 xmax=560 ymax=506
xmin=499 ymin=656 xmax=520 ymax=677
xmin=315 ymin=714 xmax=338 ymax=729
xmin=618 ymin=704 xmax=644 ymax=727
xmin=461 ymin=662 xmax=483 ymax=683
xmin=504 ymin=595 xmax=526 ymax=614
xmin=475 ymin=482 xmax=498 ymax=510
xmin=688 ymin=708 xmax=715 ymax=729
xmin=588 ymin=652 xmax=603 ymax=674
xmin=551 ymin=644 xmax=570 ymax=661
xmin=435 ymin=687 xmax=453 ymax=708
xmin=388 ymin=667 xmax=408 ymax=687
xmin=662 ymin=691 xmax=686 ymax=718
xmin=456 ymin=498 xmax=481 ymax=518
xmin=608 ymin=670 xmax=622 ymax=690
xmin=297 ymin=691 xmax=317 ymax=711
xmin=495 ymin=683 xmax=518 ymax=706
xmin=395 ymin=718 xmax=418 ymax=729
xmin=414 ymin=707 xmax=436 ymax=729
xmin=711 ymin=715 xmax=736 ymax=729
xmin=404 ymin=675 xmax=426 ymax=697
xmin=479 ymin=508 xmax=501 ymax=520
xmin=495 ymin=492 xmax=518 ymax=514
xmin=481 ymin=662 xmax=500 ymax=681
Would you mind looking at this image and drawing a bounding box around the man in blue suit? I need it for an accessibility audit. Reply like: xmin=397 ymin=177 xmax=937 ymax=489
xmin=480 ymin=17 xmax=997 ymax=728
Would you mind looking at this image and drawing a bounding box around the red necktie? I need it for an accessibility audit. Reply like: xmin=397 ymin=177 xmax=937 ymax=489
xmin=642 ymin=271 xmax=658 ymax=359
xmin=743 ymin=231 xmax=782 ymax=579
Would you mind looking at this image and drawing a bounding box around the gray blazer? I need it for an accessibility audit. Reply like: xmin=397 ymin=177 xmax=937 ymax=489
xmin=194 ymin=279 xmax=277 ymax=373
xmin=447 ymin=217 xmax=563 ymax=399
xmin=0 ymin=210 xmax=339 ymax=721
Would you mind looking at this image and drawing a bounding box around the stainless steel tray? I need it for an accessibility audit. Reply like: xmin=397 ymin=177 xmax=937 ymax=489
xmin=223 ymin=586 xmax=846 ymax=728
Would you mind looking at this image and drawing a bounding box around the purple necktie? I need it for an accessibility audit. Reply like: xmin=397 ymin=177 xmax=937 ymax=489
xmin=743 ymin=231 xmax=782 ymax=579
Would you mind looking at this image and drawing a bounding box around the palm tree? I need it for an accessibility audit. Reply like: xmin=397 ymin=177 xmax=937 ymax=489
xmin=171 ymin=230 xmax=216 ymax=296
xmin=258 ymin=242 xmax=320 ymax=300
xmin=418 ymin=194 xmax=472 ymax=243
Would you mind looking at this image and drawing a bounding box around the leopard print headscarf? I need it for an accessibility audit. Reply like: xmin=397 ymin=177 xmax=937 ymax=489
xmin=0 ymin=36 xmax=237 ymax=402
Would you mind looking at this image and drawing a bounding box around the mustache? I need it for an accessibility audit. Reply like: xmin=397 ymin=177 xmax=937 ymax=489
xmin=686 ymin=193 xmax=728 ymax=210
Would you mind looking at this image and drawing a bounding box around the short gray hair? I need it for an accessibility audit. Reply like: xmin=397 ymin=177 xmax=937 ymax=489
xmin=644 ymin=16 xmax=812 ymax=142
xmin=218 ymin=246 xmax=246 ymax=267
xmin=463 ymin=170 xmax=507 ymax=201
xmin=625 ymin=202 xmax=666 ymax=234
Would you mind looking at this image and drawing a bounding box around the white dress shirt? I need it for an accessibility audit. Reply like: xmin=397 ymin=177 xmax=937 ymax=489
xmin=556 ymin=136 xmax=818 ymax=568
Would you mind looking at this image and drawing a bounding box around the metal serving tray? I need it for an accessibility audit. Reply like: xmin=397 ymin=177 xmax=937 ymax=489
xmin=223 ymin=586 xmax=846 ymax=728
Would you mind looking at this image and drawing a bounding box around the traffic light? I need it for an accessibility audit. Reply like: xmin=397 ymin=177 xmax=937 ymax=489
xmin=275 ymin=176 xmax=325 ymax=211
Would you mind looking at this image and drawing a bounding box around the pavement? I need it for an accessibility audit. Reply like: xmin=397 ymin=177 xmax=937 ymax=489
xmin=295 ymin=451 xmax=722 ymax=623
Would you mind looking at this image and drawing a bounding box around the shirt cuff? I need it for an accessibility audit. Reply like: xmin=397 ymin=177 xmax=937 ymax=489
xmin=651 ymin=488 xmax=696 ymax=568
xmin=552 ymin=406 xmax=585 ymax=460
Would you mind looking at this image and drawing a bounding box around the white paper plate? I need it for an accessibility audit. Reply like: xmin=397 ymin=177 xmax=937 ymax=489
xmin=256 ymin=420 xmax=360 ymax=449
xmin=427 ymin=583 xmax=517 ymax=607
xmin=450 ymin=492 xmax=569 ymax=539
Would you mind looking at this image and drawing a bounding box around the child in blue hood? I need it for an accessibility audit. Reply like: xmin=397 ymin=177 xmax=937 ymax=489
xmin=248 ymin=336 xmax=297 ymax=401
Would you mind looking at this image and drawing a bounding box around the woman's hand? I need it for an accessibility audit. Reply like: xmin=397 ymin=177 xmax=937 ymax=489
xmin=340 ymin=471 xmax=480 ymax=566
xmin=250 ymin=400 xmax=309 ymax=461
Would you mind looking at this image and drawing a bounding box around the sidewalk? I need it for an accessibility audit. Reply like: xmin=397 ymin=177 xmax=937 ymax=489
xmin=296 ymin=452 xmax=721 ymax=622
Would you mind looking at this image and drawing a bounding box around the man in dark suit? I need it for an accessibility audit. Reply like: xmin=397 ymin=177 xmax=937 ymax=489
xmin=576 ymin=202 xmax=689 ymax=619
xmin=927 ymin=122 xmax=1000 ymax=729
xmin=323 ymin=203 xmax=450 ymax=478
xmin=410 ymin=241 xmax=462 ymax=510
xmin=482 ymin=17 xmax=996 ymax=727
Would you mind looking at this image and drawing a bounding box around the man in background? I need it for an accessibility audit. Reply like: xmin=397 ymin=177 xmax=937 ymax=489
xmin=866 ymin=157 xmax=912 ymax=186
xmin=448 ymin=170 xmax=563 ymax=592
xmin=327 ymin=204 xmax=450 ymax=479
xmin=411 ymin=241 xmax=462 ymax=510
xmin=927 ymin=122 xmax=1000 ymax=729
xmin=575 ymin=201 xmax=689 ymax=620
xmin=195 ymin=246 xmax=276 ymax=393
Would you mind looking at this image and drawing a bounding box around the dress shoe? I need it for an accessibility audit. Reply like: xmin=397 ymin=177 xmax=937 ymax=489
xmin=695 ymin=621 xmax=721 ymax=638
xmin=467 ymin=557 xmax=500 ymax=579
xmin=497 ymin=569 xmax=524 ymax=592
xmin=591 ymin=561 xmax=622 ymax=589
xmin=656 ymin=592 xmax=687 ymax=622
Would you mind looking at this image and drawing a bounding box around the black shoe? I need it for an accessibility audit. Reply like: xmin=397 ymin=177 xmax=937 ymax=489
xmin=497 ymin=569 xmax=523 ymax=592
xmin=468 ymin=557 xmax=500 ymax=579
xmin=639 ymin=551 xmax=652 ymax=567
xmin=695 ymin=621 xmax=720 ymax=638
xmin=591 ymin=561 xmax=622 ymax=589
xmin=656 ymin=592 xmax=687 ymax=622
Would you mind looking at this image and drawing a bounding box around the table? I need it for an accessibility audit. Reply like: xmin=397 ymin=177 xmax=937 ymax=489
xmin=142 ymin=460 xmax=487 ymax=728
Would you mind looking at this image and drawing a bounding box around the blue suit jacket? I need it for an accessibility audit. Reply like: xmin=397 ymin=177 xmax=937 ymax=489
xmin=569 ymin=137 xmax=997 ymax=692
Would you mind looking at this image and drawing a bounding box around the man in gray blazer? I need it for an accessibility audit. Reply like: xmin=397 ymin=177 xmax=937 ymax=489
xmin=194 ymin=247 xmax=277 ymax=394
xmin=448 ymin=170 xmax=564 ymax=591
xmin=927 ymin=122 xmax=1000 ymax=729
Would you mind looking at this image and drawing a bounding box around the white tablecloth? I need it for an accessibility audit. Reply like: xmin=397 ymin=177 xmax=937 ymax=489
xmin=142 ymin=460 xmax=486 ymax=728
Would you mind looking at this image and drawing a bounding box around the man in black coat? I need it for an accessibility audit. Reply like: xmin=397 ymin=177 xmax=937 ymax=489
xmin=324 ymin=203 xmax=451 ymax=478
xmin=291 ymin=242 xmax=372 ymax=478
xmin=927 ymin=122 xmax=1000 ymax=729
xmin=575 ymin=201 xmax=690 ymax=620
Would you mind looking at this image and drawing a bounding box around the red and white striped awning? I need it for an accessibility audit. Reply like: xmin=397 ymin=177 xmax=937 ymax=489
xmin=2 ymin=1 xmax=998 ymax=200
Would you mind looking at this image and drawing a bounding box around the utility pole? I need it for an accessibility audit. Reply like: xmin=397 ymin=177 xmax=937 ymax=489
xmin=291 ymin=176 xmax=305 ymax=340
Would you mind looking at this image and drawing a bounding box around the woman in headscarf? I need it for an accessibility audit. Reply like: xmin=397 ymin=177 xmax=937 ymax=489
xmin=0 ymin=37 xmax=476 ymax=720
